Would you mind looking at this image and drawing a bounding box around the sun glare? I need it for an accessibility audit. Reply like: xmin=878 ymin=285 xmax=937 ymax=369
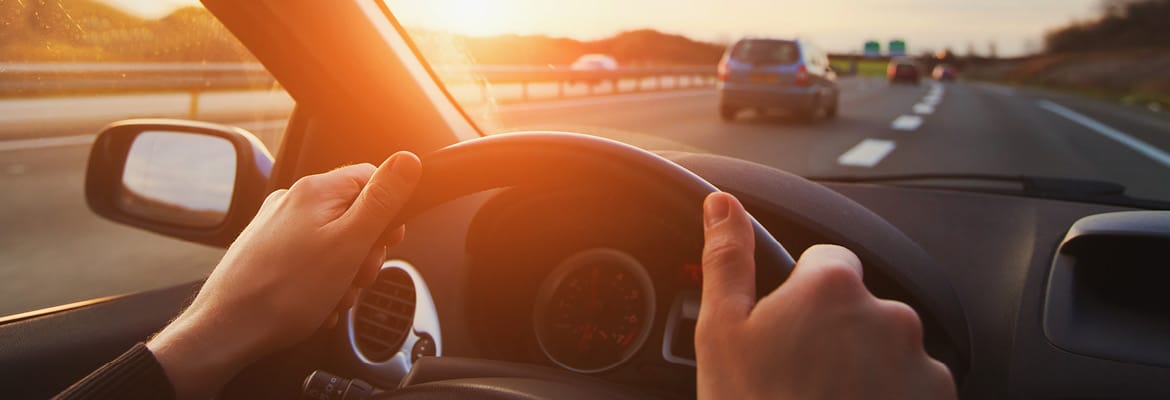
xmin=444 ymin=0 xmax=517 ymax=36
xmin=95 ymin=0 xmax=201 ymax=19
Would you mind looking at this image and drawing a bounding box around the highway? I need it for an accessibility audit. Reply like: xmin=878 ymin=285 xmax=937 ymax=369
xmin=3 ymin=77 xmax=1170 ymax=316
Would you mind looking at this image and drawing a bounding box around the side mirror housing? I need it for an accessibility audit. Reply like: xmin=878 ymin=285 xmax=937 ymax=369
xmin=85 ymin=119 xmax=274 ymax=247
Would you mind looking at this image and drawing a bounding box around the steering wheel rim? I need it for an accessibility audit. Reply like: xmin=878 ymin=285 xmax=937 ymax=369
xmin=374 ymin=132 xmax=795 ymax=399
xmin=391 ymin=131 xmax=796 ymax=298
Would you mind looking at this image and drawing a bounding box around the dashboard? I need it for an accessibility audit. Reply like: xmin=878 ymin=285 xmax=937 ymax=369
xmin=336 ymin=174 xmax=959 ymax=398
xmin=318 ymin=153 xmax=1170 ymax=399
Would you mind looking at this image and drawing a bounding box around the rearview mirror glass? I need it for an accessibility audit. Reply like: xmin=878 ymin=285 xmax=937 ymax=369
xmin=119 ymin=131 xmax=237 ymax=228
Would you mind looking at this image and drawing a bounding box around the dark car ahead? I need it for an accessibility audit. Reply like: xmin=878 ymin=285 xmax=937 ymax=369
xmin=717 ymin=38 xmax=839 ymax=122
xmin=887 ymin=57 xmax=921 ymax=84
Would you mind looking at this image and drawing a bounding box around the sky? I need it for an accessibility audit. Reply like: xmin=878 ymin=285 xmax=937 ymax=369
xmin=99 ymin=0 xmax=1101 ymax=57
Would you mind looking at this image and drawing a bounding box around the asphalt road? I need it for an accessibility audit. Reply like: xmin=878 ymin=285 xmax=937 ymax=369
xmin=3 ymin=77 xmax=1170 ymax=316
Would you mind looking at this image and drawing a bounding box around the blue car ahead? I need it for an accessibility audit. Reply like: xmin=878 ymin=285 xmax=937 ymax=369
xmin=717 ymin=38 xmax=839 ymax=122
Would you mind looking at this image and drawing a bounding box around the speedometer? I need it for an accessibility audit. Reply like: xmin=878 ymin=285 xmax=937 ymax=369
xmin=533 ymin=248 xmax=656 ymax=373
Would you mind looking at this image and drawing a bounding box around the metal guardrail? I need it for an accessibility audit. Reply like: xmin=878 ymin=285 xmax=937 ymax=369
xmin=0 ymin=63 xmax=717 ymax=116
xmin=0 ymin=63 xmax=278 ymax=118
xmin=433 ymin=65 xmax=716 ymax=101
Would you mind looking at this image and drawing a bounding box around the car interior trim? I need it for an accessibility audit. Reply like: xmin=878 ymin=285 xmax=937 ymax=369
xmin=364 ymin=0 xmax=480 ymax=141
xmin=348 ymin=260 xmax=444 ymax=382
xmin=0 ymin=294 xmax=129 ymax=325
xmin=661 ymin=291 xmax=699 ymax=367
xmin=1043 ymin=211 xmax=1170 ymax=368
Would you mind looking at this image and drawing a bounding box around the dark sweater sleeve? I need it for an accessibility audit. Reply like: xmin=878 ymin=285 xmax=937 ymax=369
xmin=54 ymin=343 xmax=176 ymax=400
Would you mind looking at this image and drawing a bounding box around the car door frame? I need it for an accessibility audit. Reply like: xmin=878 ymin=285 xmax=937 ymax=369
xmin=0 ymin=1 xmax=483 ymax=397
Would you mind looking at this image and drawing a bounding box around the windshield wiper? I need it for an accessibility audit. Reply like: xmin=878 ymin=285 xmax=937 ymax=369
xmin=807 ymin=173 xmax=1170 ymax=210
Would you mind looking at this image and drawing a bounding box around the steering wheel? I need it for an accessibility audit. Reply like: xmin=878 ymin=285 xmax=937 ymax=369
xmin=373 ymin=132 xmax=796 ymax=399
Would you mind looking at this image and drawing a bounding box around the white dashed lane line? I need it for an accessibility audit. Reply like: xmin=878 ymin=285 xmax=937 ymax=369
xmin=844 ymin=82 xmax=940 ymax=167
xmin=891 ymin=115 xmax=924 ymax=131
xmin=838 ymin=139 xmax=897 ymax=167
xmin=913 ymin=103 xmax=935 ymax=114
xmin=1039 ymin=100 xmax=1170 ymax=169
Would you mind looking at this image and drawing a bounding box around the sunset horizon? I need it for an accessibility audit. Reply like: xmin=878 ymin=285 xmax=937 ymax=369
xmin=94 ymin=0 xmax=1100 ymax=57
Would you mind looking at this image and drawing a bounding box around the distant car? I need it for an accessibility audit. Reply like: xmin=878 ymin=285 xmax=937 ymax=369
xmin=570 ymin=54 xmax=618 ymax=86
xmin=887 ymin=57 xmax=921 ymax=84
xmin=932 ymin=64 xmax=958 ymax=81
xmin=717 ymin=38 xmax=840 ymax=122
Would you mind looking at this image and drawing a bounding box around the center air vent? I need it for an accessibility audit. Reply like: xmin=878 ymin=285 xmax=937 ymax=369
xmin=354 ymin=267 xmax=417 ymax=362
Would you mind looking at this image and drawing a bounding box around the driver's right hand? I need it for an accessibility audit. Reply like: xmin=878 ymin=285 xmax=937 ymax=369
xmin=694 ymin=192 xmax=956 ymax=400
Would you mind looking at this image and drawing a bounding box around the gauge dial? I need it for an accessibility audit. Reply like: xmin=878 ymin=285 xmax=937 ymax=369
xmin=534 ymin=248 xmax=656 ymax=373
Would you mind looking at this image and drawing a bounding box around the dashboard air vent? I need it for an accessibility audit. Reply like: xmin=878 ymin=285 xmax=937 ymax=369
xmin=354 ymin=267 xmax=416 ymax=362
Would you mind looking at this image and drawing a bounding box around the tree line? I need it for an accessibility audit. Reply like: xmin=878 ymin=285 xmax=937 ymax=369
xmin=1045 ymin=0 xmax=1170 ymax=53
xmin=456 ymin=29 xmax=726 ymax=66
xmin=0 ymin=0 xmax=723 ymax=66
xmin=0 ymin=0 xmax=257 ymax=62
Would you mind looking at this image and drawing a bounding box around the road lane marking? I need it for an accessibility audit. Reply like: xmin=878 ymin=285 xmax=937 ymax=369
xmin=0 ymin=119 xmax=288 ymax=153
xmin=838 ymin=139 xmax=896 ymax=167
xmin=891 ymin=115 xmax=924 ymax=131
xmin=1039 ymin=100 xmax=1170 ymax=169
xmin=0 ymin=134 xmax=95 ymax=152
xmin=913 ymin=103 xmax=935 ymax=114
xmin=495 ymin=89 xmax=713 ymax=113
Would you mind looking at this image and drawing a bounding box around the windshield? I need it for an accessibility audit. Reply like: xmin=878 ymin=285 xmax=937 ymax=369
xmin=387 ymin=0 xmax=1170 ymax=203
xmin=730 ymin=40 xmax=799 ymax=65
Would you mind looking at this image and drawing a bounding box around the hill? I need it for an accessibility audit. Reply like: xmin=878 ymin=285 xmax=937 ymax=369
xmin=0 ymin=0 xmax=255 ymax=62
xmin=415 ymin=29 xmax=726 ymax=66
xmin=1 ymin=1 xmax=723 ymax=66
xmin=1045 ymin=0 xmax=1170 ymax=53
xmin=964 ymin=49 xmax=1170 ymax=106
xmin=964 ymin=0 xmax=1170 ymax=106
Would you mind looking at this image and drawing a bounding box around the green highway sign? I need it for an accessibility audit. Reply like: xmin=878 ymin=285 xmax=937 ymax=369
xmin=863 ymin=41 xmax=881 ymax=58
xmin=889 ymin=39 xmax=907 ymax=56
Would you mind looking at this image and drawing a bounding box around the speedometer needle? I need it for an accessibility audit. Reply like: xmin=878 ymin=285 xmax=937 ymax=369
xmin=590 ymin=265 xmax=599 ymax=317
xmin=578 ymin=266 xmax=600 ymax=353
xmin=578 ymin=322 xmax=593 ymax=352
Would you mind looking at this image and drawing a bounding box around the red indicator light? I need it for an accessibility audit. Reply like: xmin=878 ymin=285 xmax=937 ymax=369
xmin=679 ymin=263 xmax=702 ymax=287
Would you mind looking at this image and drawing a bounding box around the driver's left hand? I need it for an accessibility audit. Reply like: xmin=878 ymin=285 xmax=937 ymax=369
xmin=147 ymin=151 xmax=422 ymax=400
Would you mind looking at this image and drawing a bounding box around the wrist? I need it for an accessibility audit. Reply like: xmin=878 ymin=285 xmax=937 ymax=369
xmin=147 ymin=304 xmax=264 ymax=399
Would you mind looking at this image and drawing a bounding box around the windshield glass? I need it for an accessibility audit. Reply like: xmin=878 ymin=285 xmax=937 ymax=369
xmin=731 ymin=40 xmax=799 ymax=65
xmin=387 ymin=0 xmax=1170 ymax=203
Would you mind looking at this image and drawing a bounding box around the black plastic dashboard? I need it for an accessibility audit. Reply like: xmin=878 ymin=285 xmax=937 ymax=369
xmin=4 ymin=151 xmax=1167 ymax=399
xmin=826 ymin=184 xmax=1170 ymax=399
xmin=255 ymin=152 xmax=1170 ymax=398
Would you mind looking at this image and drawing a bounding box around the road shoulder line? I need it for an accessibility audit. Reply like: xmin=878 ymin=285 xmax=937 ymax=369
xmin=1039 ymin=100 xmax=1170 ymax=169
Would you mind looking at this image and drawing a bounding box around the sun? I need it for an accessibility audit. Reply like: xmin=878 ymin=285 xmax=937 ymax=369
xmin=442 ymin=0 xmax=518 ymax=36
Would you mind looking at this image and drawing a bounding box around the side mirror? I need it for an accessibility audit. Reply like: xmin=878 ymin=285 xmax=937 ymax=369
xmin=85 ymin=119 xmax=274 ymax=247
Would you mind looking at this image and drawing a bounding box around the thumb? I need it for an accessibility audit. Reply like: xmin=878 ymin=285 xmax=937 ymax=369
xmin=698 ymin=192 xmax=756 ymax=325
xmin=341 ymin=151 xmax=422 ymax=237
